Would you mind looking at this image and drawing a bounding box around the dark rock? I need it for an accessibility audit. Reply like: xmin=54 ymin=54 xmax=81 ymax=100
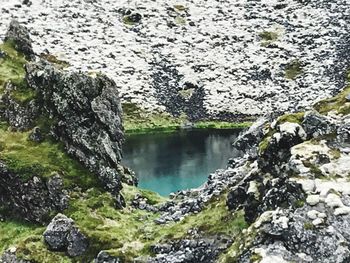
xmin=43 ymin=214 xmax=74 ymax=251
xmin=232 ymin=116 xmax=269 ymax=158
xmin=0 ymin=83 xmax=39 ymax=131
xmin=0 ymin=162 xmax=68 ymax=223
xmin=44 ymin=214 xmax=88 ymax=257
xmin=67 ymin=227 xmax=89 ymax=257
xmin=22 ymin=0 xmax=32 ymax=6
xmin=336 ymin=122 xmax=350 ymax=146
xmin=4 ymin=20 xmax=35 ymax=60
xmin=0 ymin=50 xmax=6 ymax=59
xmin=28 ymin=126 xmax=43 ymax=142
xmin=149 ymin=237 xmax=230 ymax=263
xmin=259 ymin=122 xmax=306 ymax=173
xmin=226 ymin=185 xmax=247 ymax=211
xmin=227 ymin=175 xmax=305 ymax=223
xmin=125 ymin=13 xmax=142 ymax=23
xmin=94 ymin=251 xmax=121 ymax=263
xmin=302 ymin=111 xmax=335 ymax=139
xmin=25 ymin=60 xmax=136 ymax=204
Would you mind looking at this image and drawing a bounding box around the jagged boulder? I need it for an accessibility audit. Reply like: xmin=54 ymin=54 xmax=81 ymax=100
xmin=302 ymin=111 xmax=336 ymax=139
xmin=43 ymin=214 xmax=88 ymax=257
xmin=4 ymin=20 xmax=35 ymax=60
xmin=233 ymin=116 xmax=269 ymax=158
xmin=0 ymin=162 xmax=68 ymax=223
xmin=227 ymin=175 xmax=305 ymax=223
xmin=25 ymin=60 xmax=133 ymax=202
xmin=259 ymin=122 xmax=307 ymax=172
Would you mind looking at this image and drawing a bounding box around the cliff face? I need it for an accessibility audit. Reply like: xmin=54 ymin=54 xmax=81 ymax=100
xmin=0 ymin=0 xmax=349 ymax=121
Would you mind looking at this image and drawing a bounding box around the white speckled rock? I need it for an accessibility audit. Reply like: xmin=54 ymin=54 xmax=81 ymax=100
xmin=0 ymin=0 xmax=348 ymax=119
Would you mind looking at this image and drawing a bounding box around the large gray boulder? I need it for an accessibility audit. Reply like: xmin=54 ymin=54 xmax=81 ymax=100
xmin=43 ymin=213 xmax=88 ymax=257
xmin=4 ymin=20 xmax=35 ymax=60
xmin=25 ymin=60 xmax=133 ymax=203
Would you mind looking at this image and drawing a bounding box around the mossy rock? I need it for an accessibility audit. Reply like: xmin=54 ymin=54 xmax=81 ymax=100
xmin=285 ymin=59 xmax=303 ymax=80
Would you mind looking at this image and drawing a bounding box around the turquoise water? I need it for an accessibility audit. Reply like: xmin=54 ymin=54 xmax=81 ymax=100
xmin=122 ymin=129 xmax=241 ymax=196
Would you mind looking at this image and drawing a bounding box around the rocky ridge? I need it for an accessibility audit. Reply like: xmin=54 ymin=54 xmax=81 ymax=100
xmin=0 ymin=0 xmax=349 ymax=120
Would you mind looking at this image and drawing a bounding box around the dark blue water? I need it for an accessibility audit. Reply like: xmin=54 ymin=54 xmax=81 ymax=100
xmin=122 ymin=129 xmax=241 ymax=196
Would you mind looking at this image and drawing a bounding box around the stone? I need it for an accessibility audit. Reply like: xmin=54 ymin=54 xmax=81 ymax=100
xmin=306 ymin=195 xmax=320 ymax=206
xmin=43 ymin=214 xmax=74 ymax=251
xmin=94 ymin=251 xmax=121 ymax=263
xmin=28 ymin=127 xmax=43 ymax=142
xmin=67 ymin=228 xmax=89 ymax=257
xmin=4 ymin=20 xmax=35 ymax=60
xmin=0 ymin=252 xmax=30 ymax=263
xmin=302 ymin=111 xmax=335 ymax=139
xmin=43 ymin=214 xmax=88 ymax=257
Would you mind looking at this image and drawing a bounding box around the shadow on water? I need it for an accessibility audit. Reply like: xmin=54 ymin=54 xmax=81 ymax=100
xmin=122 ymin=129 xmax=242 ymax=196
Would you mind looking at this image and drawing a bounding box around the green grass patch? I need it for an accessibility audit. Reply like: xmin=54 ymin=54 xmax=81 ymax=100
xmin=0 ymin=40 xmax=36 ymax=104
xmin=259 ymin=31 xmax=279 ymax=41
xmin=13 ymin=189 xmax=247 ymax=262
xmin=314 ymin=86 xmax=350 ymax=115
xmin=276 ymin=112 xmax=305 ymax=125
xmin=193 ymin=121 xmax=251 ymax=130
xmin=122 ymin=103 xmax=187 ymax=134
xmin=122 ymin=103 xmax=251 ymax=134
xmin=0 ymin=128 xmax=99 ymax=189
xmin=0 ymin=221 xmax=41 ymax=255
xmin=285 ymin=60 xmax=303 ymax=80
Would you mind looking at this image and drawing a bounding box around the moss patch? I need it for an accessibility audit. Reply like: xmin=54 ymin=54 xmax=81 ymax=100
xmin=0 ymin=128 xmax=99 ymax=189
xmin=123 ymin=103 xmax=251 ymax=134
xmin=0 ymin=41 xmax=36 ymax=104
xmin=122 ymin=103 xmax=188 ymax=134
xmin=314 ymin=85 xmax=350 ymax=115
xmin=193 ymin=121 xmax=251 ymax=130
xmin=285 ymin=60 xmax=303 ymax=80
xmin=276 ymin=112 xmax=305 ymax=125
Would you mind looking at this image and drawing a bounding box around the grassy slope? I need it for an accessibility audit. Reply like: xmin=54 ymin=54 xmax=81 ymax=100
xmin=11 ymin=188 xmax=247 ymax=262
xmin=122 ymin=102 xmax=252 ymax=134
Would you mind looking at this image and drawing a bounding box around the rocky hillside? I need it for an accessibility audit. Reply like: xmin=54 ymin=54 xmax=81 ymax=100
xmin=1 ymin=20 xmax=350 ymax=263
xmin=0 ymin=0 xmax=349 ymax=122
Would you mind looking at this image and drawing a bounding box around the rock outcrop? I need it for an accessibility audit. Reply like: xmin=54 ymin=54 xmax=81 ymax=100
xmin=25 ymin=60 xmax=128 ymax=199
xmin=0 ymin=162 xmax=68 ymax=224
xmin=4 ymin=20 xmax=35 ymax=60
xmin=43 ymin=214 xmax=88 ymax=257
